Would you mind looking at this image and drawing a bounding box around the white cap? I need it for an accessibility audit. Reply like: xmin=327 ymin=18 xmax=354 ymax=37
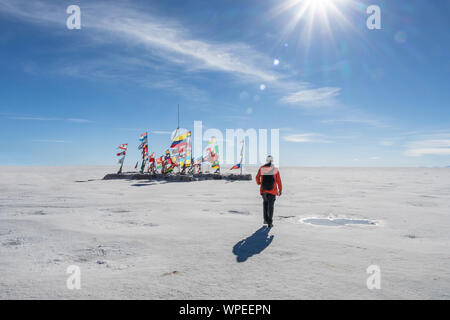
xmin=266 ymin=155 xmax=273 ymax=163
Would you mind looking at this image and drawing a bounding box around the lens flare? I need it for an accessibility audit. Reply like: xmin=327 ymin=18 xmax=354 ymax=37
xmin=270 ymin=0 xmax=354 ymax=52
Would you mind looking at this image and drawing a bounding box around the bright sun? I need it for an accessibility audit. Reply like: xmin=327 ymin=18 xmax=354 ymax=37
xmin=294 ymin=0 xmax=341 ymax=15
xmin=272 ymin=0 xmax=350 ymax=47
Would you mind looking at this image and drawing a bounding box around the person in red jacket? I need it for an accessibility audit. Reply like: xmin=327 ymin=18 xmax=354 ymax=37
xmin=256 ymin=155 xmax=282 ymax=228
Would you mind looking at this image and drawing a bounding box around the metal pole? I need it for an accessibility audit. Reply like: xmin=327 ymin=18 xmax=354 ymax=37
xmin=176 ymin=104 xmax=180 ymax=173
xmin=118 ymin=157 xmax=123 ymax=174
xmin=121 ymin=152 xmax=126 ymax=173
xmin=240 ymin=140 xmax=244 ymax=175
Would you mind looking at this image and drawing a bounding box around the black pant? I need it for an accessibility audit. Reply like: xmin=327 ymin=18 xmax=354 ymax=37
xmin=262 ymin=193 xmax=276 ymax=225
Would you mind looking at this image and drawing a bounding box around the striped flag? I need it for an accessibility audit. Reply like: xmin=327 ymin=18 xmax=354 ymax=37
xmin=139 ymin=132 xmax=148 ymax=141
xmin=170 ymin=132 xmax=188 ymax=148
xmin=230 ymin=163 xmax=241 ymax=170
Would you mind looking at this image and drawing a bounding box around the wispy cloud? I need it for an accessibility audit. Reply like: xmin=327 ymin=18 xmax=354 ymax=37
xmin=321 ymin=117 xmax=384 ymax=127
xmin=405 ymin=139 xmax=450 ymax=157
xmin=9 ymin=116 xmax=59 ymax=121
xmin=116 ymin=128 xmax=172 ymax=134
xmin=0 ymin=0 xmax=341 ymax=106
xmin=405 ymin=148 xmax=450 ymax=156
xmin=106 ymin=13 xmax=277 ymax=83
xmin=66 ymin=118 xmax=93 ymax=123
xmin=0 ymin=0 xmax=277 ymax=83
xmin=283 ymin=133 xmax=331 ymax=143
xmin=7 ymin=115 xmax=92 ymax=123
xmin=280 ymin=87 xmax=341 ymax=108
xmin=32 ymin=139 xmax=69 ymax=143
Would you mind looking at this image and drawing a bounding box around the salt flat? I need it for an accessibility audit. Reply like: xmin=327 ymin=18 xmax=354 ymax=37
xmin=0 ymin=166 xmax=449 ymax=299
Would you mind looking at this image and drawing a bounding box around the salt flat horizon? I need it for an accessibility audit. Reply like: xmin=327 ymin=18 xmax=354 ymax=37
xmin=1 ymin=166 xmax=449 ymax=299
xmin=1 ymin=165 xmax=449 ymax=169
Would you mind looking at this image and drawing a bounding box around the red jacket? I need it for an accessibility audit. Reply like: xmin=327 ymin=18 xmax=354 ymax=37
xmin=256 ymin=165 xmax=282 ymax=196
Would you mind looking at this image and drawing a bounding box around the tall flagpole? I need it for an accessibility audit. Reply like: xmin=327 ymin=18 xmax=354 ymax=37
xmin=239 ymin=139 xmax=244 ymax=175
xmin=118 ymin=156 xmax=124 ymax=174
xmin=189 ymin=137 xmax=195 ymax=174
xmin=117 ymin=145 xmax=127 ymax=174
xmin=120 ymin=151 xmax=126 ymax=174
xmin=176 ymin=104 xmax=181 ymax=174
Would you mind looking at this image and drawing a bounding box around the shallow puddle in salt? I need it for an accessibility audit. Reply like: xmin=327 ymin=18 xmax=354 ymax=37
xmin=301 ymin=218 xmax=376 ymax=226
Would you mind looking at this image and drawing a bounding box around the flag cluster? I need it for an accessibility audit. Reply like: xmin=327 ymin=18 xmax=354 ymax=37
xmin=113 ymin=130 xmax=225 ymax=175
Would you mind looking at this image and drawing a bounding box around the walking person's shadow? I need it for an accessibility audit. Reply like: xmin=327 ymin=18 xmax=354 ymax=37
xmin=232 ymin=227 xmax=274 ymax=262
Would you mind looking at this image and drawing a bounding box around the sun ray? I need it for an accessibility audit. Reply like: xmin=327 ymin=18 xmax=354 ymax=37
xmin=269 ymin=1 xmax=356 ymax=44
xmin=267 ymin=0 xmax=380 ymax=68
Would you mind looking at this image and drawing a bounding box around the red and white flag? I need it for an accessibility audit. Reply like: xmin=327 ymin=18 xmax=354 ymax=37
xmin=117 ymin=151 xmax=126 ymax=156
xmin=118 ymin=144 xmax=128 ymax=150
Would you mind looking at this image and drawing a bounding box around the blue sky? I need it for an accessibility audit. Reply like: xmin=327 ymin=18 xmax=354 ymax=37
xmin=1 ymin=0 xmax=449 ymax=167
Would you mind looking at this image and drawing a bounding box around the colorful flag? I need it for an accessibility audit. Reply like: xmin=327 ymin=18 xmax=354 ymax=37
xmin=205 ymin=137 xmax=220 ymax=171
xmin=173 ymin=132 xmax=188 ymax=141
xmin=193 ymin=156 xmax=203 ymax=165
xmin=118 ymin=144 xmax=128 ymax=150
xmin=170 ymin=131 xmax=190 ymax=147
xmin=211 ymin=162 xmax=220 ymax=169
xmin=176 ymin=141 xmax=187 ymax=154
xmin=164 ymin=166 xmax=174 ymax=173
xmin=170 ymin=140 xmax=182 ymax=148
xmin=116 ymin=151 xmax=126 ymax=156
xmin=156 ymin=156 xmax=164 ymax=169
xmin=230 ymin=163 xmax=241 ymax=170
xmin=139 ymin=132 xmax=148 ymax=141
xmin=184 ymin=148 xmax=192 ymax=167
xmin=170 ymin=135 xmax=187 ymax=148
